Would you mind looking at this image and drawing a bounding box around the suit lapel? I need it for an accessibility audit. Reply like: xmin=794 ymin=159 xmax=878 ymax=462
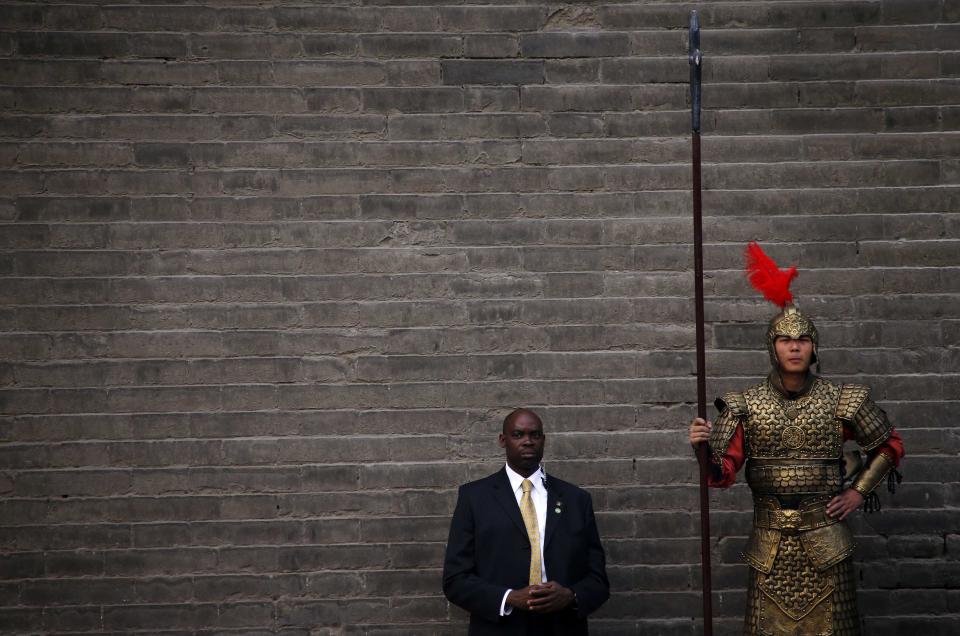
xmin=491 ymin=468 xmax=528 ymax=539
xmin=543 ymin=481 xmax=560 ymax=549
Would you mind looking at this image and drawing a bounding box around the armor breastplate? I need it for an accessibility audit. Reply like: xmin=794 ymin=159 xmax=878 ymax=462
xmin=743 ymin=378 xmax=843 ymax=496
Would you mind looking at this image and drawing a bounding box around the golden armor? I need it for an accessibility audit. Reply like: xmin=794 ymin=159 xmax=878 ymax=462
xmin=710 ymin=376 xmax=895 ymax=635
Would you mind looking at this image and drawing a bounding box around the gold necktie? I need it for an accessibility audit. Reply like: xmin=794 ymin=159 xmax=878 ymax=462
xmin=519 ymin=478 xmax=543 ymax=585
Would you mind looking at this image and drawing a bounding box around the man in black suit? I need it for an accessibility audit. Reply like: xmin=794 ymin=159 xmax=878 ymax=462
xmin=442 ymin=408 xmax=610 ymax=635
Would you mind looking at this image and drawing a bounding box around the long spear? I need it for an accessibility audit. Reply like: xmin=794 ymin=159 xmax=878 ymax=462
xmin=688 ymin=10 xmax=713 ymax=636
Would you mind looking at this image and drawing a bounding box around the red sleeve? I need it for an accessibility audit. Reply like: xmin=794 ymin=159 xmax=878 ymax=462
xmin=707 ymin=422 xmax=745 ymax=488
xmin=842 ymin=425 xmax=905 ymax=467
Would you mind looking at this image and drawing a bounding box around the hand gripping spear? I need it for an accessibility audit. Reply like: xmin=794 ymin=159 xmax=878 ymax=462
xmin=688 ymin=10 xmax=714 ymax=636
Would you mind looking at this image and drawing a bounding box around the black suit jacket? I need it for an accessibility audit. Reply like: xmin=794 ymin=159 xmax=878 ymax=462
xmin=442 ymin=468 xmax=609 ymax=635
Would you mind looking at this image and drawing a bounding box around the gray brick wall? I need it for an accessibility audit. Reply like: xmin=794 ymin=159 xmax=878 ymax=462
xmin=1 ymin=1 xmax=958 ymax=633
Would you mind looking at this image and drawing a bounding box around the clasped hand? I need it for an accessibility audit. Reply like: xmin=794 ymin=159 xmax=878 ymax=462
xmin=507 ymin=581 xmax=575 ymax=613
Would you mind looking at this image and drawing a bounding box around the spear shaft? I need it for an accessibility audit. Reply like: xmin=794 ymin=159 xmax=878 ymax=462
xmin=689 ymin=10 xmax=713 ymax=636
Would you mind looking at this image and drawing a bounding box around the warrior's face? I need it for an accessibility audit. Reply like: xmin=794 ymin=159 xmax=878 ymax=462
xmin=773 ymin=335 xmax=814 ymax=375
xmin=766 ymin=305 xmax=819 ymax=369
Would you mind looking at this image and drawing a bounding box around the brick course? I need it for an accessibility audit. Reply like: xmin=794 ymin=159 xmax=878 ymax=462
xmin=1 ymin=1 xmax=958 ymax=633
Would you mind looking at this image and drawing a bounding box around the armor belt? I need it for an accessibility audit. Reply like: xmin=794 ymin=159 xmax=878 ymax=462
xmin=753 ymin=497 xmax=837 ymax=534
xmin=745 ymin=496 xmax=855 ymax=574
xmin=746 ymin=458 xmax=842 ymax=496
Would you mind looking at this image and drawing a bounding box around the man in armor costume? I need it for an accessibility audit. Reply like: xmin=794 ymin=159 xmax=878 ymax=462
xmin=688 ymin=243 xmax=904 ymax=635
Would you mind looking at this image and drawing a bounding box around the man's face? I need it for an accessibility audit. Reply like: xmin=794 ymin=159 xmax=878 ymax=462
xmin=499 ymin=412 xmax=545 ymax=475
xmin=774 ymin=335 xmax=814 ymax=374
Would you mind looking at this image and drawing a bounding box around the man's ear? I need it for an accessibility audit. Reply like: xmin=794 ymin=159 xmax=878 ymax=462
xmin=498 ymin=433 xmax=506 ymax=448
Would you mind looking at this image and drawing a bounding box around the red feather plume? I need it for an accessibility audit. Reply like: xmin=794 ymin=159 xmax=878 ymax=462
xmin=744 ymin=242 xmax=797 ymax=308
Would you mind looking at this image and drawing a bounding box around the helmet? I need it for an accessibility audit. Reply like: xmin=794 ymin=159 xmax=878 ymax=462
xmin=744 ymin=242 xmax=820 ymax=370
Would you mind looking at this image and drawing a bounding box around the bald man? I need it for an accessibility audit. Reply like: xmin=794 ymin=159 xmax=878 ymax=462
xmin=443 ymin=409 xmax=609 ymax=635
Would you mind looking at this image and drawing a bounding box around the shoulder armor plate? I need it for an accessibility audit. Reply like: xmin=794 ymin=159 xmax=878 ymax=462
xmin=836 ymin=384 xmax=870 ymax=421
xmin=709 ymin=391 xmax=746 ymax=463
xmin=852 ymin=397 xmax=894 ymax=451
xmin=715 ymin=391 xmax=748 ymax=416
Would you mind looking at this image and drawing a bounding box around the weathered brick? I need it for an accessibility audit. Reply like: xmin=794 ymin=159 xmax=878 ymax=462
xmin=45 ymin=550 xmax=106 ymax=577
xmin=100 ymin=60 xmax=219 ymax=86
xmin=214 ymin=7 xmax=275 ymax=31
xmin=189 ymin=33 xmax=302 ymax=60
xmin=464 ymin=34 xmax=519 ymax=58
xmin=0 ymin=552 xmax=44 ymax=578
xmin=0 ymin=4 xmax=43 ymax=29
xmin=363 ymin=569 xmax=439 ymax=596
xmin=379 ymin=6 xmax=438 ymax=32
xmin=385 ymin=60 xmax=442 ymax=86
xmin=0 ymin=60 xmax=102 ymax=86
xmin=545 ymin=59 xmax=601 ymax=84
xmin=16 ymin=32 xmax=129 ymax=58
xmin=273 ymin=7 xmax=379 ymax=32
xmin=101 ymin=6 xmax=215 ymax=31
xmin=882 ymin=0 xmax=941 ymax=24
xmin=361 ymin=34 xmax=461 ymax=58
xmin=298 ymin=34 xmax=357 ymax=58
xmin=278 ymin=62 xmax=385 ymax=87
xmin=439 ymin=6 xmax=546 ymax=32
xmin=43 ymin=606 xmax=104 ymax=632
xmin=196 ymin=574 xmax=299 ymax=602
xmin=700 ymin=27 xmax=852 ymax=55
xmin=363 ymin=87 xmax=463 ymax=113
xmin=277 ymin=114 xmax=384 ymax=139
xmin=464 ymin=86 xmax=518 ymax=112
xmin=522 ymin=32 xmax=630 ymax=58
xmin=102 ymin=604 xmax=221 ymax=630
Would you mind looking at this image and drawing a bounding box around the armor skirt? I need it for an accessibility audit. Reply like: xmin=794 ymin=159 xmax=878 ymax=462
xmin=744 ymin=536 xmax=860 ymax=635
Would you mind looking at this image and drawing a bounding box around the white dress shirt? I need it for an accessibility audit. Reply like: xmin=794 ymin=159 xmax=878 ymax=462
xmin=499 ymin=463 xmax=548 ymax=616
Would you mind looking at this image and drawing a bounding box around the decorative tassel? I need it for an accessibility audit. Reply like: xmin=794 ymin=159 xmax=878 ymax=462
xmin=887 ymin=468 xmax=903 ymax=494
xmin=863 ymin=492 xmax=881 ymax=513
xmin=744 ymin=242 xmax=798 ymax=308
xmin=862 ymin=469 xmax=901 ymax=514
